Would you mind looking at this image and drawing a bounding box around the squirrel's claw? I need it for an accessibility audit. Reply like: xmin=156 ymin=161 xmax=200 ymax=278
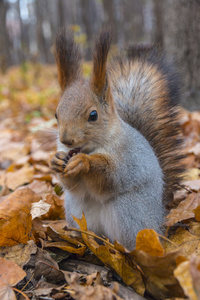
xmin=63 ymin=153 xmax=90 ymax=177
xmin=49 ymin=151 xmax=67 ymax=173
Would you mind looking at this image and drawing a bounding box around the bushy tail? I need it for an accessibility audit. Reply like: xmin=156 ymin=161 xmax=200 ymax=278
xmin=109 ymin=48 xmax=186 ymax=202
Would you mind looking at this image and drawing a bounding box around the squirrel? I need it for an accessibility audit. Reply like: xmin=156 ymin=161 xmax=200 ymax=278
xmin=49 ymin=29 xmax=185 ymax=250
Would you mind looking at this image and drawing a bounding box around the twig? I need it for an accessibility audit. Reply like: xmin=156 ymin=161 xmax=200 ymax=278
xmin=12 ymin=287 xmax=30 ymax=300
xmin=67 ymin=227 xmax=115 ymax=249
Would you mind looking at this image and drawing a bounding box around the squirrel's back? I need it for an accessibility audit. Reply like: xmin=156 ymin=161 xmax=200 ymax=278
xmin=109 ymin=50 xmax=185 ymax=203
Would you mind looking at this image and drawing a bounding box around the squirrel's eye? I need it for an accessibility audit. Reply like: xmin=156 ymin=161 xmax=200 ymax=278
xmin=55 ymin=113 xmax=58 ymax=120
xmin=88 ymin=110 xmax=98 ymax=122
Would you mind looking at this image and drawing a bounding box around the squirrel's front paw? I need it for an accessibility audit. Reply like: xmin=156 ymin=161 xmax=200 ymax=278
xmin=63 ymin=153 xmax=90 ymax=177
xmin=49 ymin=151 xmax=67 ymax=173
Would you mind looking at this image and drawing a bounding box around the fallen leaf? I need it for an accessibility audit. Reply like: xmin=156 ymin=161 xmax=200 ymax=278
xmin=43 ymin=221 xmax=86 ymax=255
xmin=31 ymin=199 xmax=51 ymax=219
xmin=135 ymin=229 xmax=164 ymax=257
xmin=34 ymin=248 xmax=65 ymax=284
xmin=184 ymin=180 xmax=200 ymax=192
xmin=166 ymin=192 xmax=200 ymax=226
xmin=42 ymin=194 xmax=65 ymax=220
xmin=66 ymin=273 xmax=123 ymax=300
xmin=163 ymin=222 xmax=200 ymax=258
xmin=0 ymin=240 xmax=37 ymax=267
xmin=131 ymin=249 xmax=184 ymax=299
xmin=188 ymin=143 xmax=200 ymax=156
xmin=6 ymin=164 xmax=34 ymax=190
xmin=0 ymin=257 xmax=26 ymax=300
xmin=73 ymin=214 xmax=145 ymax=296
xmin=174 ymin=260 xmax=197 ymax=300
xmin=0 ymin=187 xmax=41 ymax=246
xmin=190 ymin=254 xmax=200 ymax=299
xmin=27 ymin=179 xmax=52 ymax=197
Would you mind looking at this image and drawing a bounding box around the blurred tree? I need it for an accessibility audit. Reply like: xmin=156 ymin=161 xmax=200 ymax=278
xmin=0 ymin=0 xmax=10 ymax=71
xmin=162 ymin=0 xmax=200 ymax=110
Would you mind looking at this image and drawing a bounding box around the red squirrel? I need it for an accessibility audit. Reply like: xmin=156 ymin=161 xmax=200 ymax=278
xmin=49 ymin=29 xmax=185 ymax=250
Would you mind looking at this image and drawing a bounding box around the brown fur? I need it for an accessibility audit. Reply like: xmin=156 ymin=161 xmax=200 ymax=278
xmin=53 ymin=29 xmax=185 ymax=204
xmin=54 ymin=28 xmax=82 ymax=91
xmin=109 ymin=56 xmax=185 ymax=202
xmin=90 ymin=30 xmax=111 ymax=96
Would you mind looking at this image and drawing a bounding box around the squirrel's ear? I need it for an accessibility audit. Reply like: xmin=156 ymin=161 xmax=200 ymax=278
xmin=54 ymin=28 xmax=82 ymax=91
xmin=91 ymin=30 xmax=111 ymax=95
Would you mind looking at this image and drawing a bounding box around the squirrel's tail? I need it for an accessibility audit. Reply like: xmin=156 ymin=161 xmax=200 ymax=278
xmin=109 ymin=47 xmax=186 ymax=202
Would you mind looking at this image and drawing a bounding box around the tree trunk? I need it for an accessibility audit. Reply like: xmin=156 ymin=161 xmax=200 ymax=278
xmin=162 ymin=0 xmax=200 ymax=110
xmin=0 ymin=0 xmax=10 ymax=71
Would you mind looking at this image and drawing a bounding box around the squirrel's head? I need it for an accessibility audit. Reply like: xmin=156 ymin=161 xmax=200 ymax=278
xmin=54 ymin=28 xmax=118 ymax=154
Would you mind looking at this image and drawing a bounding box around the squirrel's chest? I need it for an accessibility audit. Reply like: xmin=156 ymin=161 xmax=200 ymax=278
xmin=64 ymin=187 xmax=115 ymax=236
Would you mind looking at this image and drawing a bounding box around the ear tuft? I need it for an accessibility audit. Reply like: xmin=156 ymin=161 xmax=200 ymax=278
xmin=54 ymin=28 xmax=82 ymax=91
xmin=91 ymin=30 xmax=112 ymax=95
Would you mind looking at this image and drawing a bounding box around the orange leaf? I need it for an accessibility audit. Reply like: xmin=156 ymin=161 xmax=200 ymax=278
xmin=0 ymin=187 xmax=41 ymax=246
xmin=135 ymin=229 xmax=164 ymax=257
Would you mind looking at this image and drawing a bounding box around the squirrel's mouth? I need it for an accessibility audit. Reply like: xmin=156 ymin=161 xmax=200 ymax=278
xmin=65 ymin=147 xmax=81 ymax=163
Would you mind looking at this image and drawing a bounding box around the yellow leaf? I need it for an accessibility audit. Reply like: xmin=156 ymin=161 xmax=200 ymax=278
xmin=73 ymin=213 xmax=145 ymax=296
xmin=174 ymin=260 xmax=198 ymax=300
xmin=135 ymin=229 xmax=164 ymax=257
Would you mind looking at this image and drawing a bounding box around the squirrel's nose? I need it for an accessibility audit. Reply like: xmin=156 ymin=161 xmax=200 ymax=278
xmin=60 ymin=137 xmax=74 ymax=147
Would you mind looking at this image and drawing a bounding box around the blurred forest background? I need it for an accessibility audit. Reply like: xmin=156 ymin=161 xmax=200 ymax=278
xmin=0 ymin=0 xmax=200 ymax=110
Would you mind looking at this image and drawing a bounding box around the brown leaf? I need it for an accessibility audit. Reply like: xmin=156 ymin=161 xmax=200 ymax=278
xmin=0 ymin=240 xmax=37 ymax=267
xmin=43 ymin=221 xmax=86 ymax=255
xmin=0 ymin=257 xmax=26 ymax=300
xmin=27 ymin=179 xmax=52 ymax=196
xmin=0 ymin=187 xmax=41 ymax=246
xmin=42 ymin=194 xmax=65 ymax=220
xmin=166 ymin=192 xmax=200 ymax=226
xmin=34 ymin=248 xmax=65 ymax=284
xmin=67 ymin=273 xmax=123 ymax=300
xmin=131 ymin=249 xmax=184 ymax=299
xmin=73 ymin=214 xmax=145 ymax=296
xmin=135 ymin=229 xmax=164 ymax=257
xmin=6 ymin=164 xmax=34 ymax=190
xmin=190 ymin=255 xmax=200 ymax=299
xmin=163 ymin=221 xmax=200 ymax=258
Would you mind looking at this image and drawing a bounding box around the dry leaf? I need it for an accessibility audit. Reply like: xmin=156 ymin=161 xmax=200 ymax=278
xmin=131 ymin=249 xmax=184 ymax=299
xmin=43 ymin=221 xmax=86 ymax=255
xmin=42 ymin=194 xmax=65 ymax=220
xmin=135 ymin=229 xmax=164 ymax=257
xmin=0 ymin=187 xmax=41 ymax=246
xmin=73 ymin=213 xmax=145 ymax=296
xmin=27 ymin=179 xmax=52 ymax=196
xmin=0 ymin=257 xmax=26 ymax=300
xmin=31 ymin=199 xmax=51 ymax=219
xmin=6 ymin=164 xmax=34 ymax=190
xmin=166 ymin=192 xmax=200 ymax=226
xmin=163 ymin=222 xmax=200 ymax=258
xmin=174 ymin=260 xmax=197 ymax=300
xmin=0 ymin=240 xmax=37 ymax=267
xmin=34 ymin=248 xmax=65 ymax=284
xmin=67 ymin=273 xmax=123 ymax=300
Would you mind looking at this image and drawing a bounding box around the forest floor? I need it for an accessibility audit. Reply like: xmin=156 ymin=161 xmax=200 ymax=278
xmin=0 ymin=63 xmax=200 ymax=300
